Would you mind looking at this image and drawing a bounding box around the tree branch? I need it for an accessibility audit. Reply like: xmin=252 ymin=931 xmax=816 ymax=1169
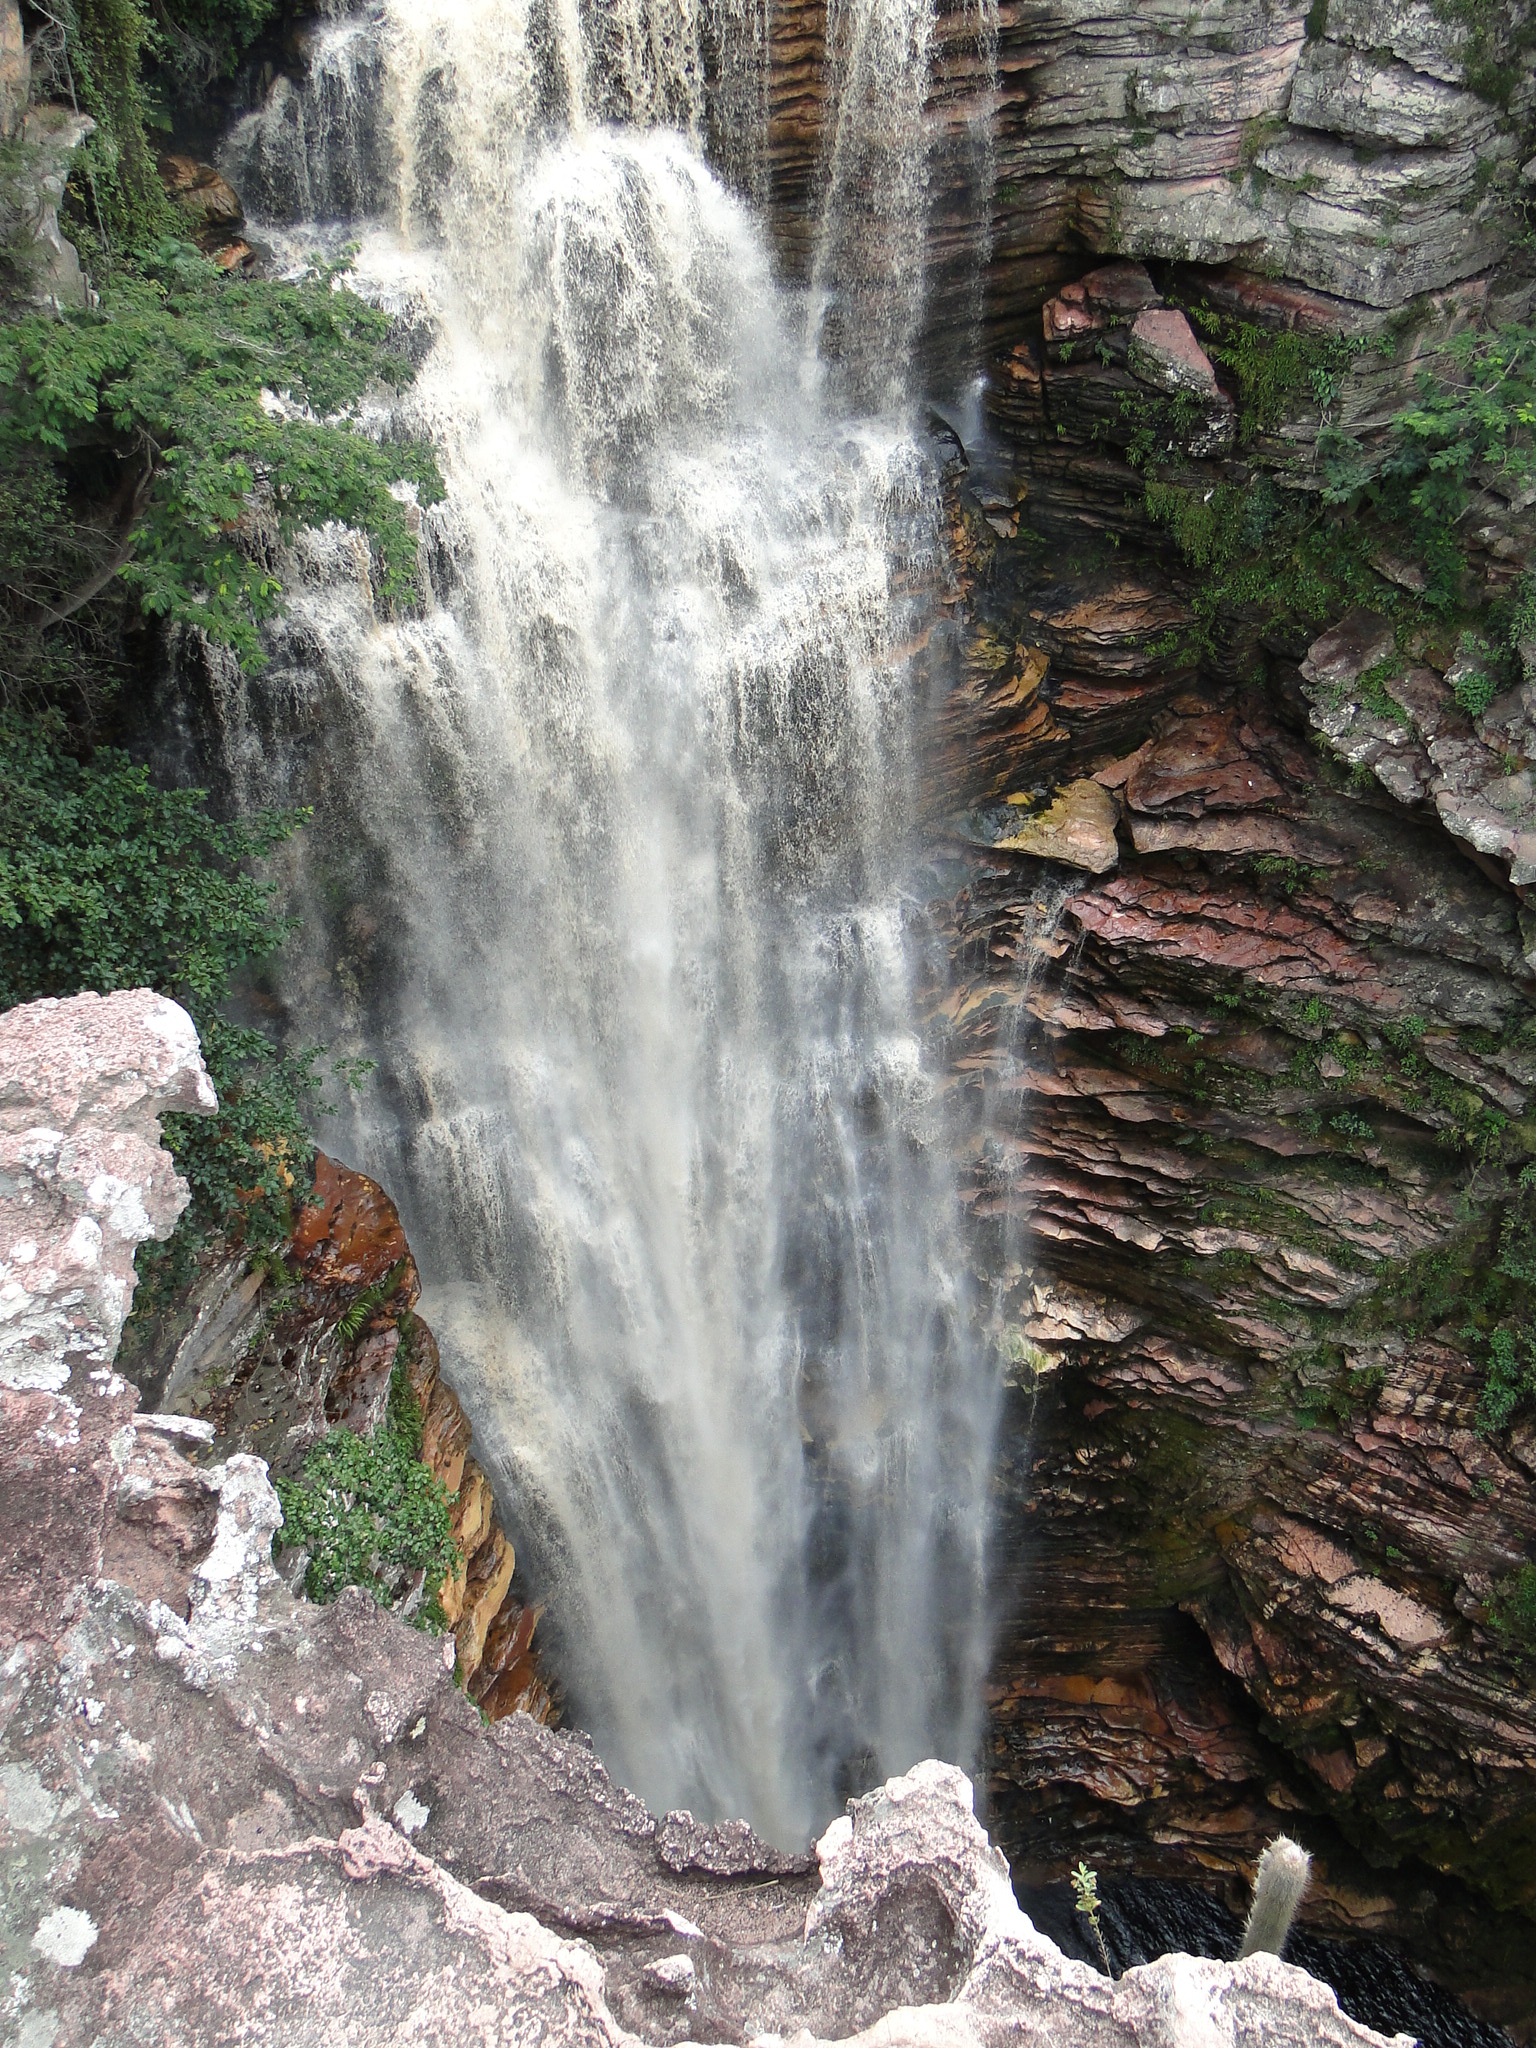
xmin=28 ymin=436 xmax=158 ymax=636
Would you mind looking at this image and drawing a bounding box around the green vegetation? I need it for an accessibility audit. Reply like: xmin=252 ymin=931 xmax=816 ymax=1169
xmin=3 ymin=0 xmax=441 ymax=713
xmin=335 ymin=1260 xmax=410 ymax=1344
xmin=1320 ymin=325 xmax=1535 ymax=626
xmin=1143 ymin=310 xmax=1536 ymax=691
xmin=0 ymin=0 xmax=438 ymax=1315
xmin=1432 ymin=0 xmax=1536 ymax=112
xmin=1489 ymin=1564 xmax=1536 ymax=1652
xmin=1195 ymin=311 xmax=1373 ymax=442
xmin=1249 ymin=853 xmax=1329 ymax=895
xmin=1481 ymin=1323 xmax=1536 ymax=1430
xmin=1345 ymin=1167 xmax=1536 ymax=1434
xmin=273 ymin=1351 xmax=458 ymax=1624
xmin=1072 ymin=1862 xmax=1115 ymax=1978
xmin=1 ymin=238 xmax=441 ymax=704
xmin=30 ymin=0 xmax=280 ymax=253
xmin=0 ymin=710 xmax=369 ymax=1302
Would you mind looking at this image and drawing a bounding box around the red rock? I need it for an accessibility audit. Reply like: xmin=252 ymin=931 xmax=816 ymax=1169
xmin=1123 ymin=710 xmax=1288 ymax=816
xmin=291 ymin=1151 xmax=421 ymax=1304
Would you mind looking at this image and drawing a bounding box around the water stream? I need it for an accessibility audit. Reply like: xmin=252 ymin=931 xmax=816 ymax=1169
xmin=209 ymin=0 xmax=996 ymax=1844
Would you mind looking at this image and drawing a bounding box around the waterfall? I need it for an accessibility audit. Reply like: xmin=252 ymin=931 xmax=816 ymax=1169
xmin=212 ymin=0 xmax=997 ymax=1845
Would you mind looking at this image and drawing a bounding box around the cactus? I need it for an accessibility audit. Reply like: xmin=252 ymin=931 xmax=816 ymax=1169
xmin=1240 ymin=1836 xmax=1312 ymax=1960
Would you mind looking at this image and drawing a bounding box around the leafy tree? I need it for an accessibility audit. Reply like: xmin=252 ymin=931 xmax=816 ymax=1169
xmin=149 ymin=0 xmax=282 ymax=87
xmin=0 ymin=238 xmax=441 ymax=700
xmin=0 ymin=1 xmax=429 ymax=1323
xmin=27 ymin=0 xmax=168 ymax=243
xmin=28 ymin=0 xmax=282 ymax=242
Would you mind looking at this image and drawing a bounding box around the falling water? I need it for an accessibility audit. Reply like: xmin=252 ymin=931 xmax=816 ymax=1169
xmin=212 ymin=0 xmax=997 ymax=1844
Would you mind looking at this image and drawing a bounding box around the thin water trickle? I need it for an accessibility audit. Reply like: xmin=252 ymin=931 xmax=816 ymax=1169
xmin=214 ymin=0 xmax=996 ymax=1845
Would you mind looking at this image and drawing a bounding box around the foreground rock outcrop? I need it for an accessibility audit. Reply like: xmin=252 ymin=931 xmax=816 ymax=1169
xmin=1 ymin=1360 xmax=1411 ymax=2048
xmin=0 ymin=990 xmax=216 ymax=1393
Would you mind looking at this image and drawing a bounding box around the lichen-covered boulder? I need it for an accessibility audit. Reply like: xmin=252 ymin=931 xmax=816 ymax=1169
xmin=0 ymin=990 xmax=216 ymax=1392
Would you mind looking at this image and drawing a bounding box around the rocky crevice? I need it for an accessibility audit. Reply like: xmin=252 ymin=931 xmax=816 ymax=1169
xmin=125 ymin=1145 xmax=556 ymax=1720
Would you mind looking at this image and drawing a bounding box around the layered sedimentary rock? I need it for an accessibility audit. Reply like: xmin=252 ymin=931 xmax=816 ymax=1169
xmin=756 ymin=0 xmax=1529 ymax=394
xmin=858 ymin=0 xmax=1536 ymax=2018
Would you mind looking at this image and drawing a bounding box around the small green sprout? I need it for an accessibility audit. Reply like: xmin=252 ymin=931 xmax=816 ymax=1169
xmin=1071 ymin=1861 xmax=1114 ymax=1979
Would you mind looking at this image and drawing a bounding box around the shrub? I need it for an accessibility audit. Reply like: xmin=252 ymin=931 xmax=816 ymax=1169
xmin=1490 ymin=1564 xmax=1536 ymax=1652
xmin=1480 ymin=1324 xmax=1536 ymax=1432
xmin=0 ymin=708 xmax=337 ymax=1297
xmin=1145 ymin=313 xmax=1536 ymax=683
xmin=273 ymin=1358 xmax=458 ymax=1624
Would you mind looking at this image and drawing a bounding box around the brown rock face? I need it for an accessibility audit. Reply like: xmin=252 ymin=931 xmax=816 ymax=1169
xmin=907 ymin=246 xmax=1536 ymax=2043
xmin=927 ymin=598 xmax=1536 ymax=2024
xmin=711 ymin=0 xmax=1534 ymax=2025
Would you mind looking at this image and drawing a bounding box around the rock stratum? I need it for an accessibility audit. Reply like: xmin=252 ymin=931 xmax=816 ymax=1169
xmin=771 ymin=0 xmax=1536 ymax=2031
xmin=0 ymin=988 xmax=1409 ymax=2047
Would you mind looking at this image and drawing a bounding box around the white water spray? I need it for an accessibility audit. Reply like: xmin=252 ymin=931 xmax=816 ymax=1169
xmin=217 ymin=0 xmax=995 ymax=1844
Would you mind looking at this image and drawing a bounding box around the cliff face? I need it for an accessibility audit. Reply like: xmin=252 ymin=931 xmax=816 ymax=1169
xmin=91 ymin=0 xmax=1536 ymax=2026
xmin=742 ymin=0 xmax=1536 ymax=2032
xmin=0 ymin=991 xmax=1408 ymax=2048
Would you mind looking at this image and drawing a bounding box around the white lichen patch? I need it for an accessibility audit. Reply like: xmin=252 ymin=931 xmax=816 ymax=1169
xmin=31 ymin=1908 xmax=97 ymax=1968
xmin=393 ymin=1789 xmax=431 ymax=1836
xmin=0 ymin=1764 xmax=60 ymax=1835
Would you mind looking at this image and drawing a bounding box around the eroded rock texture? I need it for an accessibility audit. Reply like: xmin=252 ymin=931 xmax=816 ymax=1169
xmin=0 ymin=1357 xmax=1407 ymax=2047
xmin=794 ymin=0 xmax=1536 ymax=2029
xmin=0 ymin=991 xmax=216 ymax=1394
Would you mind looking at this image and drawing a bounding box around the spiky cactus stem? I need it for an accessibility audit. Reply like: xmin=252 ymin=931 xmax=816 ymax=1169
xmin=1240 ymin=1837 xmax=1312 ymax=1960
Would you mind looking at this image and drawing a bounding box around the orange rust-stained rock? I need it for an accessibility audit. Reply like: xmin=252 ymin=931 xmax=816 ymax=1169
xmin=420 ymin=1375 xmax=473 ymax=1498
xmin=291 ymin=1150 xmax=421 ymax=1304
xmin=456 ymin=1528 xmax=517 ymax=1676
